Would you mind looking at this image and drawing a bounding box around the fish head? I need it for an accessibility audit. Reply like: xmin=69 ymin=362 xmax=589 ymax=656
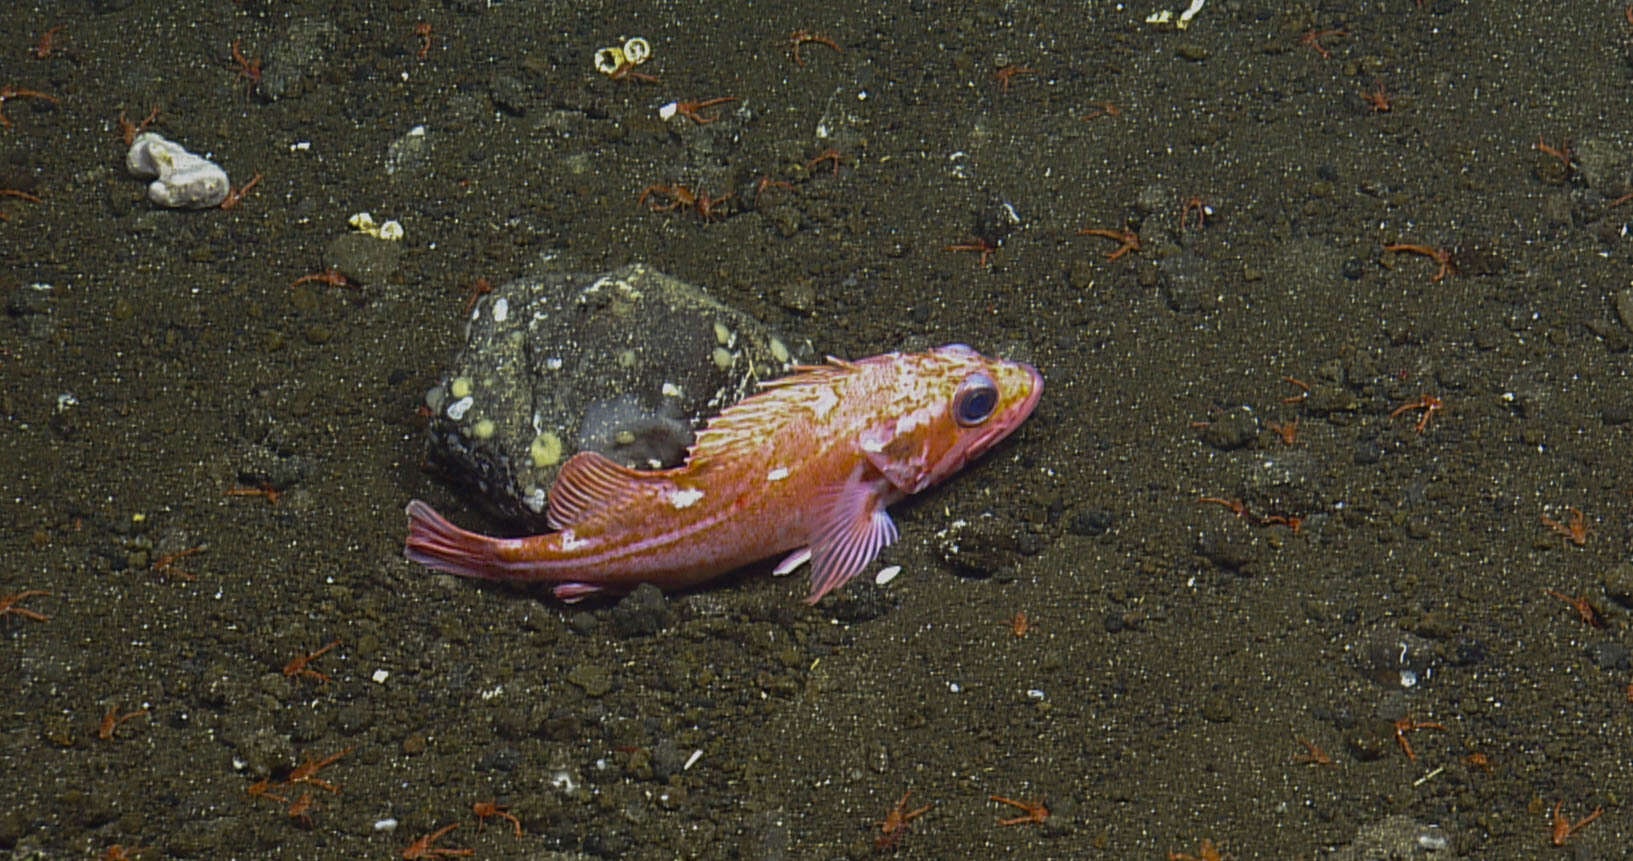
xmin=857 ymin=344 xmax=1043 ymax=495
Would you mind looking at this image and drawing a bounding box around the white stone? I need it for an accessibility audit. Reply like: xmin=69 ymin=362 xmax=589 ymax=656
xmin=125 ymin=132 xmax=230 ymax=209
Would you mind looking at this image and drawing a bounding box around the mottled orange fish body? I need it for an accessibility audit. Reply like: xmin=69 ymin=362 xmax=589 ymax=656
xmin=405 ymin=344 xmax=1042 ymax=603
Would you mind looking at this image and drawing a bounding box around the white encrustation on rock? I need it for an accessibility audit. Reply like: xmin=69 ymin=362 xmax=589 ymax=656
xmin=125 ymin=132 xmax=230 ymax=209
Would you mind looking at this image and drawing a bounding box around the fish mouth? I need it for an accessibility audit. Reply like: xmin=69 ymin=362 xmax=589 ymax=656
xmin=1014 ymin=362 xmax=1043 ymax=419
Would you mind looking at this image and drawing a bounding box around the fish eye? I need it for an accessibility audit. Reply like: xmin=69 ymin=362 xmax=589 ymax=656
xmin=954 ymin=374 xmax=999 ymax=426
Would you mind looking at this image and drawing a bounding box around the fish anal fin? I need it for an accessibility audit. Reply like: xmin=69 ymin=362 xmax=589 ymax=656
xmin=773 ymin=547 xmax=811 ymax=576
xmin=553 ymin=582 xmax=612 ymax=602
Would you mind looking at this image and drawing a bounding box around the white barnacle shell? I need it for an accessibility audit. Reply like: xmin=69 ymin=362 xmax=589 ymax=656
xmin=622 ymin=37 xmax=651 ymax=65
xmin=594 ymin=46 xmax=625 ymax=75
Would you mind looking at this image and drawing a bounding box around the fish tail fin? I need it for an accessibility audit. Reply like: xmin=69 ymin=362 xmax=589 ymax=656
xmin=404 ymin=499 xmax=522 ymax=581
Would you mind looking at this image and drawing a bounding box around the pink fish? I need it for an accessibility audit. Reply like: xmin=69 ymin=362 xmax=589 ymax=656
xmin=404 ymin=344 xmax=1042 ymax=603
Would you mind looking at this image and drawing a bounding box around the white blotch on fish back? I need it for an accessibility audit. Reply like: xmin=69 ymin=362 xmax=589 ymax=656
xmin=559 ymin=529 xmax=587 ymax=551
xmin=807 ymin=385 xmax=839 ymax=419
xmin=766 ymin=467 xmax=789 ymax=481
xmin=669 ymin=487 xmax=705 ymax=508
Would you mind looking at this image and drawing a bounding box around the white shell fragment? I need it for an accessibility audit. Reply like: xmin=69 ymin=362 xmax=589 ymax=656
xmin=1146 ymin=0 xmax=1206 ymax=29
xmin=874 ymin=565 xmax=902 ymax=586
xmin=125 ymin=132 xmax=230 ymax=209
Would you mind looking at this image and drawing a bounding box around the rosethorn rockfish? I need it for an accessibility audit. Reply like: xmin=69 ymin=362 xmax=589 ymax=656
xmin=404 ymin=344 xmax=1042 ymax=603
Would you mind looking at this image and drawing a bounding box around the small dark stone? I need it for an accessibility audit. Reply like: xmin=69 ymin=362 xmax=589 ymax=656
xmin=1603 ymin=562 xmax=1633 ymax=607
xmin=489 ymin=74 xmax=531 ymax=115
xmin=936 ymin=515 xmax=1031 ymax=577
xmin=1304 ymin=387 xmax=1359 ymax=416
xmin=1067 ymin=507 xmax=1114 ymax=537
xmin=1198 ymin=407 xmax=1257 ymax=451
xmin=0 ymin=807 xmax=25 ymax=849
xmin=1586 ymin=642 xmax=1629 ymax=671
xmin=1174 ymin=43 xmax=1210 ymax=61
xmin=1587 ymin=318 xmax=1631 ymax=353
xmin=567 ymin=611 xmax=598 ymax=635
xmin=323 ymin=231 xmax=402 ymax=285
xmin=1450 ymin=638 xmax=1487 ymax=667
xmin=539 ymin=714 xmax=583 ymax=742
xmin=1199 ymin=694 xmax=1234 ymax=723
xmin=334 ymin=704 xmax=373 ymax=736
xmin=1450 ymin=244 xmax=1505 ymax=277
xmin=822 ymin=581 xmax=896 ymax=624
xmin=566 ymin=663 xmax=614 ymax=697
xmin=1196 ymin=532 xmax=1256 ymax=573
xmin=649 ymin=739 xmax=687 ymax=782
xmin=608 ymin=583 xmax=672 ymax=637
xmin=476 ymin=744 xmax=522 ymax=772
xmin=1345 ymin=718 xmax=1395 ymax=762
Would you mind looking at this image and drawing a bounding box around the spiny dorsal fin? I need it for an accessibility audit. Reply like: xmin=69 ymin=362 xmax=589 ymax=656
xmin=547 ymin=451 xmax=666 ymax=529
xmin=755 ymin=356 xmax=857 ymax=389
xmin=686 ymin=357 xmax=860 ymax=465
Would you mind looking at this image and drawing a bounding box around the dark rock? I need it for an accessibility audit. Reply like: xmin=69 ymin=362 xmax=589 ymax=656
xmin=422 ymin=263 xmax=809 ymax=525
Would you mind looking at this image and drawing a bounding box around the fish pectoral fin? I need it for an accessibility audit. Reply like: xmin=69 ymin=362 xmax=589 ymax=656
xmin=805 ymin=487 xmax=898 ymax=605
xmin=547 ymin=451 xmax=664 ymax=529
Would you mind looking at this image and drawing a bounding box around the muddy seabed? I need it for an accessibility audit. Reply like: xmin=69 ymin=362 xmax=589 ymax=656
xmin=2 ymin=1 xmax=1631 ymax=858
